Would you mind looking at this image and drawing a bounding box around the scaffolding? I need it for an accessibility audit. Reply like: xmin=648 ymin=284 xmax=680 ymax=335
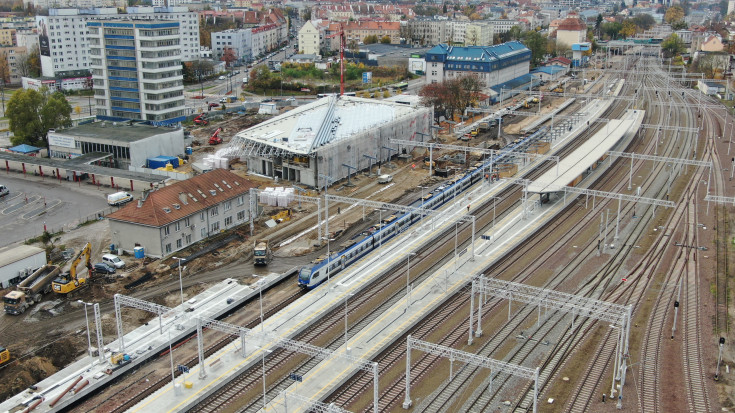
xmin=402 ymin=335 xmax=540 ymax=413
xmin=469 ymin=276 xmax=632 ymax=408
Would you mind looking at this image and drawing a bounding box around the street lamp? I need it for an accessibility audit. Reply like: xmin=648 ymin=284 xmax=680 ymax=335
xmin=77 ymin=300 xmax=94 ymax=369
xmin=172 ymin=257 xmax=185 ymax=306
xmin=254 ymin=275 xmax=266 ymax=334
xmin=342 ymin=291 xmax=355 ymax=346
xmin=406 ymin=252 xmax=417 ymax=310
xmin=321 ymin=236 xmax=332 ymax=288
xmin=378 ymin=209 xmax=386 ymax=252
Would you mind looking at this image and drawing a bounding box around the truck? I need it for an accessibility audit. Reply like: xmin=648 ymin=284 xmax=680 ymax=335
xmin=253 ymin=239 xmax=272 ymax=265
xmin=478 ymin=121 xmax=491 ymax=132
xmin=3 ymin=264 xmax=61 ymax=315
xmin=0 ymin=346 xmax=8 ymax=366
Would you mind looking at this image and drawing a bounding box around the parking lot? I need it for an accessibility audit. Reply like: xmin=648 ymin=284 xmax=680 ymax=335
xmin=0 ymin=172 xmax=111 ymax=247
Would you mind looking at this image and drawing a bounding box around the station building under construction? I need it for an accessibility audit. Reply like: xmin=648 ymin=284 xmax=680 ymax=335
xmin=227 ymin=95 xmax=433 ymax=187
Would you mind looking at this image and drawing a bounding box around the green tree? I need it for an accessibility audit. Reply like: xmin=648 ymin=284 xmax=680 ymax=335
xmin=620 ymin=19 xmax=638 ymax=38
xmin=595 ymin=14 xmax=603 ymax=35
xmin=671 ymin=20 xmax=688 ymax=30
xmin=7 ymin=88 xmax=72 ymax=146
xmin=380 ymin=35 xmax=391 ymax=44
xmin=27 ymin=46 xmax=40 ymax=77
xmin=521 ymin=31 xmax=547 ymax=66
xmin=601 ymin=21 xmax=622 ymax=40
xmin=249 ymin=65 xmax=273 ymax=92
xmin=363 ymin=35 xmax=379 ymax=44
xmin=632 ymin=14 xmax=656 ymax=30
xmin=661 ymin=33 xmax=686 ymax=57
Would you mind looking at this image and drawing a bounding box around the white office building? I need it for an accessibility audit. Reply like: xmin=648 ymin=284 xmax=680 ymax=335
xmin=88 ymin=19 xmax=186 ymax=125
xmin=212 ymin=29 xmax=252 ymax=65
xmin=36 ymin=7 xmax=199 ymax=78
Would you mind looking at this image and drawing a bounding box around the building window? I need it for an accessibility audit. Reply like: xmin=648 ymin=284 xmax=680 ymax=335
xmin=200 ymin=212 xmax=205 ymax=221
xmin=201 ymin=227 xmax=206 ymax=238
xmin=176 ymin=239 xmax=182 ymax=249
xmin=184 ymin=217 xmax=190 ymax=226
xmin=237 ymin=211 xmax=245 ymax=221
xmin=175 ymin=222 xmax=181 ymax=232
xmin=224 ymin=201 xmax=232 ymax=211
xmin=211 ymin=222 xmax=220 ymax=232
xmin=165 ymin=243 xmax=172 ymax=253
xmin=164 ymin=226 xmax=170 ymax=235
xmin=210 ymin=206 xmax=219 ymax=216
xmin=237 ymin=196 xmax=244 ymax=206
xmin=225 ymin=216 xmax=232 ymax=226
xmin=185 ymin=234 xmax=192 ymax=244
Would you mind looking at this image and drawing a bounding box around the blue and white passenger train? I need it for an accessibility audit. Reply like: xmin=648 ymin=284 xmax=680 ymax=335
xmin=297 ymin=127 xmax=548 ymax=289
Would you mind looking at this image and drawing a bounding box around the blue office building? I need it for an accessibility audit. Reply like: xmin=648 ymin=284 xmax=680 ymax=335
xmin=424 ymin=41 xmax=531 ymax=89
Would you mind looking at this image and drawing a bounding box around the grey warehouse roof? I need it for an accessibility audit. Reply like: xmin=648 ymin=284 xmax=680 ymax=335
xmin=233 ymin=95 xmax=418 ymax=155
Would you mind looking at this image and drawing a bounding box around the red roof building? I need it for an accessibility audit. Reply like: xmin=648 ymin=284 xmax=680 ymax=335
xmin=108 ymin=169 xmax=257 ymax=258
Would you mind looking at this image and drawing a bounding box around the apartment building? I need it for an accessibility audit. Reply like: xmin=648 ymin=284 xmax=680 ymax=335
xmin=37 ymin=7 xmax=199 ymax=78
xmin=88 ymin=20 xmax=186 ymax=125
xmin=344 ymin=21 xmax=400 ymax=45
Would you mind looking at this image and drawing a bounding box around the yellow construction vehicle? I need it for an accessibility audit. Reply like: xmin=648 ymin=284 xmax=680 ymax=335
xmin=0 ymin=346 xmax=9 ymax=366
xmin=52 ymin=242 xmax=92 ymax=295
xmin=271 ymin=209 xmax=292 ymax=223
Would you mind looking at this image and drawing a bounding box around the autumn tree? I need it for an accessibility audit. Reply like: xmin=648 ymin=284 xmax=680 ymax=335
xmin=380 ymin=35 xmax=391 ymax=44
xmin=620 ymin=19 xmax=638 ymax=38
xmin=221 ymin=47 xmax=237 ymax=67
xmin=363 ymin=35 xmax=379 ymax=44
xmin=665 ymin=5 xmax=686 ymax=24
xmin=7 ymin=88 xmax=72 ymax=146
xmin=419 ymin=75 xmax=483 ymax=122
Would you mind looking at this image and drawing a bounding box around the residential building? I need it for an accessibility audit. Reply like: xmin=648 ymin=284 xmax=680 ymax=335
xmin=486 ymin=19 xmax=522 ymax=34
xmin=312 ymin=3 xmax=414 ymax=22
xmin=22 ymin=72 xmax=91 ymax=92
xmin=424 ymin=42 xmax=531 ymax=89
xmin=212 ymin=29 xmax=252 ymax=65
xmin=36 ymin=7 xmax=199 ymax=78
xmin=465 ymin=22 xmax=494 ymax=46
xmin=0 ymin=29 xmax=14 ymax=46
xmin=555 ymin=17 xmax=587 ymax=49
xmin=47 ymin=121 xmax=184 ymax=169
xmin=88 ymin=19 xmax=187 ymax=125
xmin=32 ymin=0 xmax=125 ymax=9
xmin=251 ymin=24 xmax=281 ymax=58
xmin=15 ymin=31 xmax=39 ymax=50
xmin=700 ymin=35 xmax=724 ymax=52
xmin=407 ymin=17 xmax=449 ymax=46
xmin=107 ymin=169 xmax=257 ymax=258
xmin=298 ymin=20 xmax=321 ymax=55
xmin=344 ymin=21 xmax=400 ymax=45
xmin=0 ymin=46 xmax=27 ymax=84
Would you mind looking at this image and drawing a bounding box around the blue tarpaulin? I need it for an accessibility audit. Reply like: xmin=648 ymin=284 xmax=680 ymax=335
xmin=9 ymin=144 xmax=41 ymax=154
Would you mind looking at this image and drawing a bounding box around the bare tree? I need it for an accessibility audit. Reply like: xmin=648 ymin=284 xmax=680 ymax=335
xmin=16 ymin=51 xmax=31 ymax=77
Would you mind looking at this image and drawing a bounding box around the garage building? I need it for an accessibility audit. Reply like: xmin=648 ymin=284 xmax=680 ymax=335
xmin=0 ymin=245 xmax=46 ymax=288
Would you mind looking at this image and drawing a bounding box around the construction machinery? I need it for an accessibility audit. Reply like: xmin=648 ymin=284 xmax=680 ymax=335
xmin=253 ymin=239 xmax=272 ymax=265
xmin=208 ymin=127 xmax=223 ymax=145
xmin=52 ymin=242 xmax=92 ymax=295
xmin=193 ymin=113 xmax=208 ymax=126
xmin=3 ymin=264 xmax=61 ymax=315
xmin=0 ymin=346 xmax=9 ymax=366
xmin=271 ymin=209 xmax=292 ymax=223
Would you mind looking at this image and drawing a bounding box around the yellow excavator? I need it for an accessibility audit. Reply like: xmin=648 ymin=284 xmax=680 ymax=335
xmin=52 ymin=242 xmax=92 ymax=295
xmin=0 ymin=346 xmax=9 ymax=366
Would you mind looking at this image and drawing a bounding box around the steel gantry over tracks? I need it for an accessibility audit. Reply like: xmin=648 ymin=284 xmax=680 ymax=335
xmin=469 ymin=276 xmax=632 ymax=409
xmin=402 ymin=335 xmax=541 ymax=413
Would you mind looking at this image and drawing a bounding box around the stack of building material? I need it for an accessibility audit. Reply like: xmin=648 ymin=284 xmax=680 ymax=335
xmin=258 ymin=187 xmax=295 ymax=207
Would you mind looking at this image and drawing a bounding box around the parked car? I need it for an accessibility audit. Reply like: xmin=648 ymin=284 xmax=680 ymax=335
xmin=208 ymin=103 xmax=220 ymax=110
xmin=0 ymin=184 xmax=8 ymax=197
xmin=218 ymin=76 xmax=226 ymax=80
xmin=93 ymin=262 xmax=116 ymax=275
xmin=102 ymin=254 xmax=125 ymax=269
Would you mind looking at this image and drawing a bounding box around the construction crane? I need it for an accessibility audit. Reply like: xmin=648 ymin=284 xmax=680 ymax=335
xmin=52 ymin=242 xmax=92 ymax=295
xmin=327 ymin=24 xmax=346 ymax=96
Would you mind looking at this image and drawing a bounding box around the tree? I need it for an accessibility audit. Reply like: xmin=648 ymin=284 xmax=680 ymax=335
xmin=363 ymin=35 xmax=378 ymax=44
xmin=221 ymin=47 xmax=237 ymax=67
xmin=661 ymin=33 xmax=685 ymax=57
xmin=521 ymin=31 xmax=547 ymax=66
xmin=601 ymin=21 xmax=622 ymax=40
xmin=26 ymin=45 xmax=40 ymax=77
xmin=380 ymin=35 xmax=391 ymax=44
xmin=620 ymin=19 xmax=638 ymax=38
xmin=507 ymin=26 xmax=522 ymax=41
xmin=595 ymin=14 xmax=603 ymax=36
xmin=632 ymin=14 xmax=656 ymax=30
xmin=671 ymin=20 xmax=689 ymax=30
xmin=419 ymin=75 xmax=483 ymax=122
xmin=249 ymin=65 xmax=273 ymax=92
xmin=16 ymin=50 xmax=32 ymax=77
xmin=665 ymin=5 xmax=686 ymax=24
xmin=7 ymin=88 xmax=72 ymax=146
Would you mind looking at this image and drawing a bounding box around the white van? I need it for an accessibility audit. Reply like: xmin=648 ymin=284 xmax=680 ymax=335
xmin=107 ymin=191 xmax=133 ymax=206
xmin=378 ymin=174 xmax=393 ymax=184
xmin=102 ymin=254 xmax=125 ymax=269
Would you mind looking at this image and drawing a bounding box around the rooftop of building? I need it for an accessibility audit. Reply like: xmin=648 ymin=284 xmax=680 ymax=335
xmin=361 ymin=43 xmax=433 ymax=58
xmin=0 ymin=244 xmax=44 ymax=268
xmin=426 ymin=41 xmax=530 ymax=62
xmin=52 ymin=121 xmax=181 ymax=143
xmin=557 ymin=17 xmax=587 ymax=31
xmin=108 ymin=169 xmax=256 ymax=227
xmin=531 ymin=66 xmax=566 ymax=75
xmin=233 ymin=95 xmax=418 ymax=155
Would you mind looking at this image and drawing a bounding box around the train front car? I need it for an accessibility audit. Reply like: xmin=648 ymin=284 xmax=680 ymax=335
xmin=298 ymin=265 xmax=316 ymax=289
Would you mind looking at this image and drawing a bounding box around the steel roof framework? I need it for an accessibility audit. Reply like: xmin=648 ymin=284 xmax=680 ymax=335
xmin=469 ymin=276 xmax=632 ymax=409
xmin=402 ymin=335 xmax=540 ymax=413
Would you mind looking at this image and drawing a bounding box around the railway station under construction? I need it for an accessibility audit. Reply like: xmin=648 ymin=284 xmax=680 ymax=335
xmin=0 ymin=82 xmax=674 ymax=413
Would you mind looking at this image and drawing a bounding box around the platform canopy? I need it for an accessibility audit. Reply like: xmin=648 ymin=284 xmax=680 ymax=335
xmin=527 ymin=109 xmax=644 ymax=194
